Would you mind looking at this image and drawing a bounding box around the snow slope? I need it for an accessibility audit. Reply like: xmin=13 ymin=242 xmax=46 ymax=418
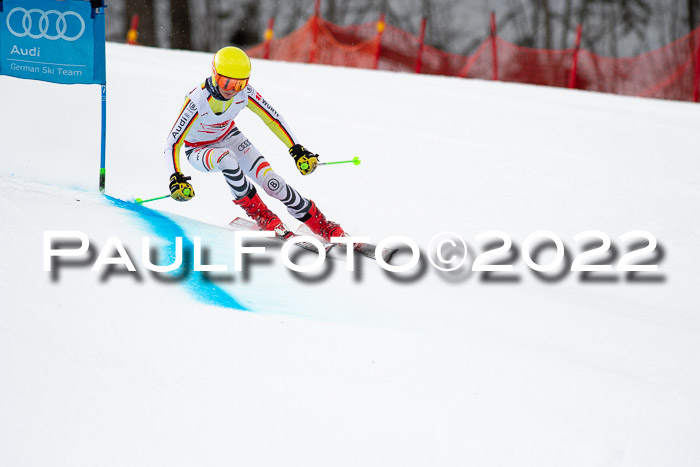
xmin=1 ymin=42 xmax=700 ymax=467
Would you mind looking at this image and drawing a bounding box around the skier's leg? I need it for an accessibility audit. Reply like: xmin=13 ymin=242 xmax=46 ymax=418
xmin=185 ymin=146 xmax=253 ymax=198
xmin=234 ymin=144 xmax=346 ymax=239
xmin=228 ymin=137 xmax=313 ymax=220
xmin=185 ymin=145 xmax=289 ymax=235
xmin=192 ymin=129 xmax=347 ymax=240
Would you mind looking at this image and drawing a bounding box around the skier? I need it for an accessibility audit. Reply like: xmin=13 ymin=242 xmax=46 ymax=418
xmin=164 ymin=46 xmax=346 ymax=241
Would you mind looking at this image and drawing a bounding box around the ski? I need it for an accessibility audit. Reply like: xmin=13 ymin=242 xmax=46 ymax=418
xmin=229 ymin=218 xmax=398 ymax=264
xmin=353 ymin=242 xmax=398 ymax=263
xmin=295 ymin=224 xmax=398 ymax=264
xmin=229 ymin=217 xmax=336 ymax=254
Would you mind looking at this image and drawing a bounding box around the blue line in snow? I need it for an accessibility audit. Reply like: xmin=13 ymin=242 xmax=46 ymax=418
xmin=106 ymin=196 xmax=247 ymax=311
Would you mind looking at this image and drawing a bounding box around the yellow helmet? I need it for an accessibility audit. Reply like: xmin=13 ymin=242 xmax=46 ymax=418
xmin=211 ymin=46 xmax=251 ymax=93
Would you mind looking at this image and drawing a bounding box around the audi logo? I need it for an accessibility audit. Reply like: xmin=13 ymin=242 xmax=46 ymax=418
xmin=6 ymin=7 xmax=85 ymax=42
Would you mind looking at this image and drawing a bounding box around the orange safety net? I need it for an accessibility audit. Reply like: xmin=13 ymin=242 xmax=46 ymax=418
xmin=576 ymin=29 xmax=700 ymax=100
xmin=247 ymin=16 xmax=700 ymax=103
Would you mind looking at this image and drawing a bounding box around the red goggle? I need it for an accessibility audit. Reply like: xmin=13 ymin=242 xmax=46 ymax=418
xmin=214 ymin=72 xmax=249 ymax=92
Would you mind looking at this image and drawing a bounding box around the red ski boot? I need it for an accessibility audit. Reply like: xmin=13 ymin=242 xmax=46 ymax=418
xmin=302 ymin=201 xmax=347 ymax=241
xmin=233 ymin=190 xmax=292 ymax=239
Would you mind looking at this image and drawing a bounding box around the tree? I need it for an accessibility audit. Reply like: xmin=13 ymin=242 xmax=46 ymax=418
xmin=229 ymin=1 xmax=262 ymax=47
xmin=576 ymin=0 xmax=652 ymax=56
xmin=689 ymin=0 xmax=699 ymax=31
xmin=170 ymin=0 xmax=191 ymax=50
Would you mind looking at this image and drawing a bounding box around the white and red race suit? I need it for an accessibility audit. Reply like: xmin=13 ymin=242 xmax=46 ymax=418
xmin=163 ymin=78 xmax=310 ymax=219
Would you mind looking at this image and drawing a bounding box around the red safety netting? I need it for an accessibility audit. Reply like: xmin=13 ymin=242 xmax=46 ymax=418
xmin=247 ymin=18 xmax=380 ymax=69
xmin=247 ymin=16 xmax=700 ymax=103
xmin=576 ymin=28 xmax=700 ymax=100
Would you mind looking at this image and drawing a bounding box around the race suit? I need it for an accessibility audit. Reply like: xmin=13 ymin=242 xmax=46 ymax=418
xmin=164 ymin=78 xmax=311 ymax=219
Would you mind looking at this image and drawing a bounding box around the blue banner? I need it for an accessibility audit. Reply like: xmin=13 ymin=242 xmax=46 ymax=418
xmin=0 ymin=0 xmax=106 ymax=85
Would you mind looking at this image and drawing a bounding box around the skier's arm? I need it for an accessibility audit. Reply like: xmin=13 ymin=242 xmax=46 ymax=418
xmin=164 ymin=97 xmax=199 ymax=175
xmin=164 ymin=97 xmax=198 ymax=201
xmin=245 ymin=86 xmax=318 ymax=176
xmin=245 ymin=86 xmax=298 ymax=148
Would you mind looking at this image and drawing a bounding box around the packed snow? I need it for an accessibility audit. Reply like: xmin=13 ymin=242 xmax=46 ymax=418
xmin=1 ymin=42 xmax=699 ymax=467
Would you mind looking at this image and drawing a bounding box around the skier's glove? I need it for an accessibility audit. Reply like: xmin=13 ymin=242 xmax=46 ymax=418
xmin=169 ymin=172 xmax=195 ymax=201
xmin=289 ymin=144 xmax=318 ymax=176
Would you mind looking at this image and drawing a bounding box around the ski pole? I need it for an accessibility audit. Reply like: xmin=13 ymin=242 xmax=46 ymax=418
xmin=318 ymin=156 xmax=361 ymax=166
xmin=135 ymin=194 xmax=170 ymax=204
